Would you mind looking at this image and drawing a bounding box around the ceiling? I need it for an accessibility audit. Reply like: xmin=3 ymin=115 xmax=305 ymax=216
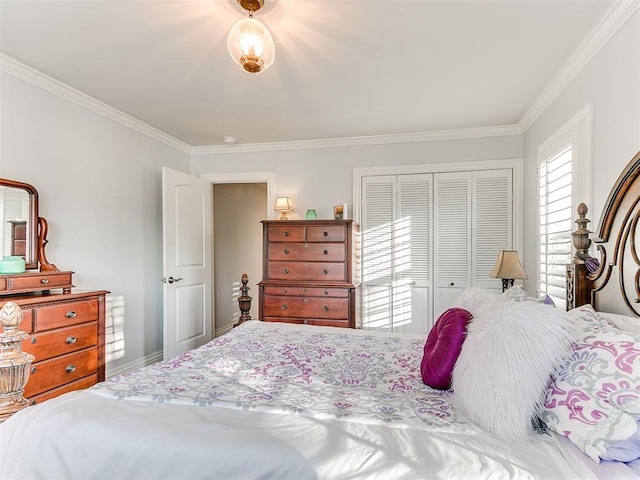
xmin=0 ymin=0 xmax=616 ymax=147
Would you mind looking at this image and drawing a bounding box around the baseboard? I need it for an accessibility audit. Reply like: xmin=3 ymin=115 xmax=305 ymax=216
xmin=106 ymin=351 xmax=164 ymax=379
xmin=215 ymin=323 xmax=234 ymax=337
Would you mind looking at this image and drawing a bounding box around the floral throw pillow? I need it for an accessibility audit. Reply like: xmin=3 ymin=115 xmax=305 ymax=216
xmin=540 ymin=304 xmax=640 ymax=462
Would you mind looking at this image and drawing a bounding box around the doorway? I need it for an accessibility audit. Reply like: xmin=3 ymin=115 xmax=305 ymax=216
xmin=212 ymin=182 xmax=267 ymax=335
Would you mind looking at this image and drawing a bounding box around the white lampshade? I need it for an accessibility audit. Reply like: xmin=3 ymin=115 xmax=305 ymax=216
xmin=227 ymin=16 xmax=275 ymax=74
xmin=274 ymin=197 xmax=293 ymax=220
xmin=490 ymin=250 xmax=528 ymax=280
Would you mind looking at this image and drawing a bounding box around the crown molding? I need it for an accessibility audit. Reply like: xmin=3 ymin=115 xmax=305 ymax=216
xmin=191 ymin=125 xmax=523 ymax=156
xmin=519 ymin=0 xmax=640 ymax=132
xmin=0 ymin=54 xmax=192 ymax=154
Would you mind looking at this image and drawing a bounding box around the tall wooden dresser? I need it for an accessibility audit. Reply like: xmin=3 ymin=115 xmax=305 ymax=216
xmin=259 ymin=219 xmax=361 ymax=328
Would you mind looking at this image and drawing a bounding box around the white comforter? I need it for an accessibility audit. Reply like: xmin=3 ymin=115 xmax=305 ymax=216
xmin=0 ymin=322 xmax=607 ymax=479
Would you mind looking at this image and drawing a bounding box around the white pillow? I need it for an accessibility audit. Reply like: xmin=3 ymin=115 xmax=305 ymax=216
xmin=452 ymin=300 xmax=574 ymax=442
xmin=451 ymin=287 xmax=504 ymax=314
xmin=598 ymin=311 xmax=640 ymax=334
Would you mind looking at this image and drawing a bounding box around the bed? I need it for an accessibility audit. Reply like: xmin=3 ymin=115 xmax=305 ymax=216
xmin=1 ymin=154 xmax=640 ymax=479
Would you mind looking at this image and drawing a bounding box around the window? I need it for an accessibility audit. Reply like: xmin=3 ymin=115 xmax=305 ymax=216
xmin=536 ymin=103 xmax=592 ymax=310
xmin=538 ymin=145 xmax=573 ymax=309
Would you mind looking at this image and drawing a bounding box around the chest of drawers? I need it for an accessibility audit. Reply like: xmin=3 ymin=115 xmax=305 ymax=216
xmin=259 ymin=220 xmax=361 ymax=328
xmin=0 ymin=290 xmax=107 ymax=405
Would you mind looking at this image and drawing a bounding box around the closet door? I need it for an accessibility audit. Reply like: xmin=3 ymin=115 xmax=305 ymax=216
xmin=395 ymin=174 xmax=432 ymax=333
xmin=472 ymin=169 xmax=513 ymax=290
xmin=361 ymin=176 xmax=395 ymax=330
xmin=361 ymin=174 xmax=432 ymax=332
xmin=433 ymin=172 xmax=471 ymax=318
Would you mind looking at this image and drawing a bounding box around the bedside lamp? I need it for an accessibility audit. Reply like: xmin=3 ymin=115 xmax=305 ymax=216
xmin=490 ymin=250 xmax=528 ymax=292
xmin=275 ymin=197 xmax=293 ymax=220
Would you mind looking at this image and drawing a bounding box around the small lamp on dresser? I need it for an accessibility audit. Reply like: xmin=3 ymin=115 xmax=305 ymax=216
xmin=274 ymin=197 xmax=294 ymax=220
xmin=0 ymin=302 xmax=35 ymax=422
xmin=490 ymin=250 xmax=528 ymax=292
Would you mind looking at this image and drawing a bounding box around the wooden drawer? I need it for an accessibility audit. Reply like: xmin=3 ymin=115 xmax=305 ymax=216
xmin=34 ymin=298 xmax=100 ymax=331
xmin=267 ymin=261 xmax=346 ymax=281
xmin=306 ymin=225 xmax=345 ymax=242
xmin=29 ymin=375 xmax=98 ymax=405
xmin=264 ymin=317 xmax=350 ymax=328
xmin=262 ymin=286 xmax=349 ymax=298
xmin=3 ymin=271 xmax=73 ymax=293
xmin=263 ymin=295 xmax=348 ymax=319
xmin=24 ymin=322 xmax=98 ymax=362
xmin=268 ymin=225 xmax=305 ymax=242
xmin=268 ymin=243 xmax=345 ymax=262
xmin=25 ymin=348 xmax=98 ymax=397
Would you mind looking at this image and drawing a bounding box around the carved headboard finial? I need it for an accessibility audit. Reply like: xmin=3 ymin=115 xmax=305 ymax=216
xmin=572 ymin=203 xmax=592 ymax=263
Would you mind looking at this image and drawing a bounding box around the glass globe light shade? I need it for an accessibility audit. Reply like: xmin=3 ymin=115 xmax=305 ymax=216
xmin=227 ymin=17 xmax=275 ymax=74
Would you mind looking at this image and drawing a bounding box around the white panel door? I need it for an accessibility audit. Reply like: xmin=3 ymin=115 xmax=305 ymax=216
xmin=361 ymin=176 xmax=395 ymax=330
xmin=394 ymin=174 xmax=432 ymax=333
xmin=472 ymin=169 xmax=513 ymax=291
xmin=433 ymin=172 xmax=471 ymax=318
xmin=162 ymin=167 xmax=212 ymax=360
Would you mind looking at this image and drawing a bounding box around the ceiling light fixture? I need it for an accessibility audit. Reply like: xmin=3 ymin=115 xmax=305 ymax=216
xmin=227 ymin=0 xmax=275 ymax=74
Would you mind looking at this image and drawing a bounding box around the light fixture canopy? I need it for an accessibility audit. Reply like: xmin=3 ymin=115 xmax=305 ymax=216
xmin=274 ymin=197 xmax=293 ymax=220
xmin=228 ymin=0 xmax=275 ymax=74
xmin=490 ymin=250 xmax=528 ymax=292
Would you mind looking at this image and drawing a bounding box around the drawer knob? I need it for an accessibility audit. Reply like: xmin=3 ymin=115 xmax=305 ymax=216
xmin=323 ymin=250 xmax=328 ymax=255
xmin=282 ymin=289 xmax=287 ymax=294
xmin=323 ymin=306 xmax=330 ymax=311
xmin=303 ymin=319 xmax=308 ymax=324
xmin=323 ymin=269 xmax=328 ymax=275
xmin=324 ymin=291 xmax=329 ymax=295
xmin=283 ymin=268 xmax=289 ymax=274
xmin=281 ymin=304 xmax=288 ymax=310
xmin=66 ymin=336 xmax=77 ymax=345
xmin=450 ymin=282 xmax=455 ymax=286
xmin=66 ymin=311 xmax=77 ymax=319
xmin=65 ymin=364 xmax=77 ymax=373
xmin=31 ymin=367 xmax=37 ymax=374
xmin=284 ymin=231 xmax=290 ymax=237
xmin=323 ymin=231 xmax=328 ymax=237
xmin=30 ymin=337 xmax=37 ymax=344
xmin=40 ymin=278 xmax=49 ymax=284
xmin=284 ymin=249 xmax=290 ymax=255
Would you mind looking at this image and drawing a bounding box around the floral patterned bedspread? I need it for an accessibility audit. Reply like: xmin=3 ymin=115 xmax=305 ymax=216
xmin=92 ymin=321 xmax=463 ymax=430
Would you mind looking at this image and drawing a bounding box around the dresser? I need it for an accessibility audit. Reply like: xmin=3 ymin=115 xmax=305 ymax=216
xmin=259 ymin=220 xmax=361 ymax=328
xmin=2 ymin=288 xmax=108 ymax=405
xmin=0 ymin=177 xmax=108 ymax=420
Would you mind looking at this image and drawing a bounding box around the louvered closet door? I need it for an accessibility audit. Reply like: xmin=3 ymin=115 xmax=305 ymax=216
xmin=361 ymin=174 xmax=432 ymax=332
xmin=395 ymin=174 xmax=432 ymax=333
xmin=472 ymin=169 xmax=513 ymax=290
xmin=433 ymin=172 xmax=471 ymax=319
xmin=361 ymin=176 xmax=395 ymax=330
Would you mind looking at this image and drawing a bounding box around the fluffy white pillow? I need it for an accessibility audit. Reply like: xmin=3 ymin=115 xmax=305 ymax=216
xmin=452 ymin=300 xmax=574 ymax=442
xmin=451 ymin=286 xmax=505 ymax=313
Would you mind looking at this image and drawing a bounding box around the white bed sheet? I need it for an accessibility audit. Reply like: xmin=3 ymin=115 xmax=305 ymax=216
xmin=0 ymin=321 xmax=623 ymax=479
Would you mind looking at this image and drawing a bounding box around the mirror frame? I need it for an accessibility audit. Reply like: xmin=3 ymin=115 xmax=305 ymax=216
xmin=0 ymin=178 xmax=39 ymax=270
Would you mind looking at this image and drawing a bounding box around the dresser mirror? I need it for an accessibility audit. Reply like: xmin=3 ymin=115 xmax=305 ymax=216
xmin=0 ymin=178 xmax=38 ymax=269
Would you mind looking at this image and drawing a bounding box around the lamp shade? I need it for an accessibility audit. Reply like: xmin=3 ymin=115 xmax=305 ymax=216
xmin=274 ymin=197 xmax=293 ymax=219
xmin=490 ymin=250 xmax=528 ymax=280
xmin=227 ymin=16 xmax=275 ymax=74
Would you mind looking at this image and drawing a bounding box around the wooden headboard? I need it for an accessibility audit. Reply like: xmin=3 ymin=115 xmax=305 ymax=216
xmin=569 ymin=150 xmax=640 ymax=316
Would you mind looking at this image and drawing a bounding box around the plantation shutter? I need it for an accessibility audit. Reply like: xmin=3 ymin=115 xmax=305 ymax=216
xmin=538 ymin=144 xmax=573 ymax=309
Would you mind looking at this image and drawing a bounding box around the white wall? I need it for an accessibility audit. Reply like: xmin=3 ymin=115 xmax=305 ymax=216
xmin=192 ymin=135 xmax=523 ymax=221
xmin=1 ymin=71 xmax=191 ymax=374
xmin=522 ymin=10 xmax=640 ymax=294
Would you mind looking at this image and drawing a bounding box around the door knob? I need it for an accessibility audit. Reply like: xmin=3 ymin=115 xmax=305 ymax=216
xmin=164 ymin=276 xmax=184 ymax=284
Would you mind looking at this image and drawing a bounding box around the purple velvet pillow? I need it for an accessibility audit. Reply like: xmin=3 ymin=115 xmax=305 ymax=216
xmin=421 ymin=308 xmax=472 ymax=390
